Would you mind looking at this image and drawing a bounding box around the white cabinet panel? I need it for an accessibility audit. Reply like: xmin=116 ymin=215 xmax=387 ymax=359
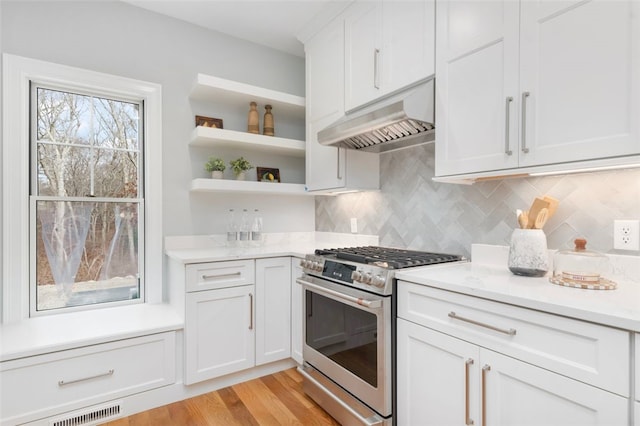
xmin=398 ymin=281 xmax=630 ymax=397
xmin=291 ymin=257 xmax=304 ymax=364
xmin=436 ymin=0 xmax=519 ymax=176
xmin=382 ymin=1 xmax=435 ymax=95
xmin=1 ymin=333 xmax=175 ymax=425
xmin=397 ymin=318 xmax=479 ymax=426
xmin=185 ymin=259 xmax=254 ymax=292
xmin=435 ymin=0 xmax=640 ymax=179
xmin=482 ymin=348 xmax=628 ymax=426
xmin=184 ymin=285 xmax=255 ymax=384
xmin=520 ymin=0 xmax=640 ymax=166
xmin=344 ymin=0 xmax=382 ymax=111
xmin=255 ymin=257 xmax=291 ymax=365
xmin=305 ymin=16 xmax=379 ymax=193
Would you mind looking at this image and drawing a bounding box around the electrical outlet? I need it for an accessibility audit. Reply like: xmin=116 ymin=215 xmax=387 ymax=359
xmin=613 ymin=220 xmax=640 ymax=251
xmin=350 ymin=217 xmax=358 ymax=234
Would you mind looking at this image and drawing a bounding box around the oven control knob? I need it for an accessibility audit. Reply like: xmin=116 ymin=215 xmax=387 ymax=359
xmin=371 ymin=275 xmax=386 ymax=287
xmin=351 ymin=271 xmax=363 ymax=282
xmin=362 ymin=272 xmax=373 ymax=284
xmin=312 ymin=261 xmax=323 ymax=272
xmin=300 ymin=259 xmax=307 ymax=268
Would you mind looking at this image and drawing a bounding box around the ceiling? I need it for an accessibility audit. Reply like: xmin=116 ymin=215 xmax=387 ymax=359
xmin=122 ymin=0 xmax=344 ymax=57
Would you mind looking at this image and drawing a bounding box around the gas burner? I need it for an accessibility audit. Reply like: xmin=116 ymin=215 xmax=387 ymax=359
xmin=315 ymin=246 xmax=463 ymax=269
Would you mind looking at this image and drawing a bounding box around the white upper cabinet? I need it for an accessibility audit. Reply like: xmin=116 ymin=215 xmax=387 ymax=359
xmin=345 ymin=0 xmax=435 ymax=112
xmin=519 ymin=1 xmax=640 ymax=166
xmin=305 ymin=15 xmax=380 ymax=193
xmin=435 ymin=0 xmax=640 ymax=178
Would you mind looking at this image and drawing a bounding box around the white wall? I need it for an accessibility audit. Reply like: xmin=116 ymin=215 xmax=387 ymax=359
xmin=0 ymin=0 xmax=314 ymax=239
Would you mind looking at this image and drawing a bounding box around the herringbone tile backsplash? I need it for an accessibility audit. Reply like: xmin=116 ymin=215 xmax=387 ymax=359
xmin=315 ymin=143 xmax=640 ymax=258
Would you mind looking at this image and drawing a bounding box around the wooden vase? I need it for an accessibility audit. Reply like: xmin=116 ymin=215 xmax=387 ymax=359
xmin=248 ymin=102 xmax=259 ymax=134
xmin=263 ymin=104 xmax=274 ymax=136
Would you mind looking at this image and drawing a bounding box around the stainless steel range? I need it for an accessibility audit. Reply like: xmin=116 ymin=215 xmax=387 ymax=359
xmin=296 ymin=246 xmax=464 ymax=426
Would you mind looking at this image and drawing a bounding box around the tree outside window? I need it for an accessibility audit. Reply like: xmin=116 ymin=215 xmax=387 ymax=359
xmin=32 ymin=87 xmax=143 ymax=311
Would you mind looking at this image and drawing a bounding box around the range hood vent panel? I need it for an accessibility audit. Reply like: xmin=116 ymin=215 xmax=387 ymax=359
xmin=317 ymin=79 xmax=435 ymax=153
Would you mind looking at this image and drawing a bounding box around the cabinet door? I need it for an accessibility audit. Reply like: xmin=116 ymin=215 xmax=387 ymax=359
xmin=290 ymin=257 xmax=304 ymax=364
xmin=305 ymin=18 xmax=346 ymax=192
xmin=344 ymin=0 xmax=382 ymax=111
xmin=255 ymin=257 xmax=291 ymax=365
xmin=184 ymin=286 xmax=254 ymax=384
xmin=397 ymin=318 xmax=480 ymax=426
xmin=382 ymin=0 xmax=435 ymax=95
xmin=519 ymin=0 xmax=640 ymax=166
xmin=435 ymin=0 xmax=520 ymax=177
xmin=482 ymin=348 xmax=629 ymax=426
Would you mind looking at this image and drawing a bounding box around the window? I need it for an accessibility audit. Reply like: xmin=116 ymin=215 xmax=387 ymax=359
xmin=3 ymin=54 xmax=162 ymax=321
xmin=31 ymin=87 xmax=144 ymax=312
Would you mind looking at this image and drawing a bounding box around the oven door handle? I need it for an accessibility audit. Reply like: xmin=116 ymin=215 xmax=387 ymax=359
xmin=297 ymin=278 xmax=382 ymax=309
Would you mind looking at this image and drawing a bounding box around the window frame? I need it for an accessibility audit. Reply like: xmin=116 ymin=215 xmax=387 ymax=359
xmin=2 ymin=54 xmax=163 ymax=322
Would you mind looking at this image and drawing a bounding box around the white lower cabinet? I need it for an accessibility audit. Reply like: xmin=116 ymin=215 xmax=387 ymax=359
xmin=397 ymin=281 xmax=630 ymax=426
xmin=291 ymin=257 xmax=304 ymax=364
xmin=183 ymin=257 xmax=293 ymax=385
xmin=184 ymin=285 xmax=255 ymax=384
xmin=255 ymin=257 xmax=291 ymax=365
xmin=0 ymin=332 xmax=176 ymax=425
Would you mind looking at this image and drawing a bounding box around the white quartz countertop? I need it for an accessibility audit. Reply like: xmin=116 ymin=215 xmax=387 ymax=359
xmin=165 ymin=232 xmax=379 ymax=264
xmin=396 ymin=260 xmax=640 ymax=332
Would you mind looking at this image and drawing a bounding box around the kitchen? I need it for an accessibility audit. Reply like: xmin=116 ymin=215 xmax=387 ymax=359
xmin=1 ymin=0 xmax=639 ymax=425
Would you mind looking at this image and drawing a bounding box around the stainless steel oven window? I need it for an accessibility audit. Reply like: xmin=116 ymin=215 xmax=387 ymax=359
xmin=305 ymin=290 xmax=378 ymax=387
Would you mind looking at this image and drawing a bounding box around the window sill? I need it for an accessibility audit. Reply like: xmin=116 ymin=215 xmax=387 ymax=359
xmin=0 ymin=303 xmax=183 ymax=362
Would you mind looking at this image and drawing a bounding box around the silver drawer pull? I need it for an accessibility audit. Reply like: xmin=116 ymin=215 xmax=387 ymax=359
xmin=201 ymin=272 xmax=241 ymax=281
xmin=448 ymin=311 xmax=517 ymax=336
xmin=58 ymin=369 xmax=114 ymax=386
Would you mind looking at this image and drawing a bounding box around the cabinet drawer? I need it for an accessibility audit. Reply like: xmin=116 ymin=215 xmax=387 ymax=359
xmin=0 ymin=332 xmax=175 ymax=425
xmin=186 ymin=259 xmax=254 ymax=292
xmin=397 ymin=281 xmax=630 ymax=397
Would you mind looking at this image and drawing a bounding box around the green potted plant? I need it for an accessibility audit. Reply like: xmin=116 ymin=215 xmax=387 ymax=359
xmin=229 ymin=156 xmax=253 ymax=180
xmin=205 ymin=156 xmax=226 ymax=179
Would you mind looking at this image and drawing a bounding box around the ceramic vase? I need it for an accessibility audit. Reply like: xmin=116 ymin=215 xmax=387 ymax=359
xmin=235 ymin=171 xmax=246 ymax=181
xmin=211 ymin=171 xmax=223 ymax=179
xmin=263 ymin=104 xmax=274 ymax=136
xmin=508 ymin=229 xmax=549 ymax=277
xmin=247 ymin=101 xmax=259 ymax=134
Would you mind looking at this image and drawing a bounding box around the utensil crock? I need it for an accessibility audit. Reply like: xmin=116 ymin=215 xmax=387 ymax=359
xmin=508 ymin=229 xmax=549 ymax=277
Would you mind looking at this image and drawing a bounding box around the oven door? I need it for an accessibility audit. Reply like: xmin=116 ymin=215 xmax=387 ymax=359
xmin=297 ymin=274 xmax=391 ymax=418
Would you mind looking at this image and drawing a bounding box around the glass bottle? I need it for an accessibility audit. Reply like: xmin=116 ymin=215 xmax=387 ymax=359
xmin=263 ymin=104 xmax=274 ymax=136
xmin=247 ymin=101 xmax=259 ymax=134
xmin=238 ymin=208 xmax=250 ymax=244
xmin=250 ymin=209 xmax=263 ymax=246
xmin=226 ymin=209 xmax=238 ymax=246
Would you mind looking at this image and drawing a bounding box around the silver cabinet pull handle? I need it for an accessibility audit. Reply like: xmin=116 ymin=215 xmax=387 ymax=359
xmin=374 ymin=48 xmax=381 ymax=89
xmin=521 ymin=91 xmax=530 ymax=153
xmin=482 ymin=365 xmax=491 ymax=426
xmin=201 ymin=272 xmax=241 ymax=281
xmin=448 ymin=312 xmax=516 ymax=336
xmin=465 ymin=359 xmax=475 ymax=425
xmin=248 ymin=293 xmax=254 ymax=330
xmin=337 ymin=148 xmax=343 ymax=180
xmin=58 ymin=369 xmax=114 ymax=386
xmin=504 ymin=97 xmax=513 ymax=155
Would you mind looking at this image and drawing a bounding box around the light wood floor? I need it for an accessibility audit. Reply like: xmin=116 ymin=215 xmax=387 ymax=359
xmin=105 ymin=368 xmax=340 ymax=425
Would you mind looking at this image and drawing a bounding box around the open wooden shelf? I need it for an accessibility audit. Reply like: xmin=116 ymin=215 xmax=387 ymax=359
xmin=190 ymin=178 xmax=311 ymax=196
xmin=189 ymin=127 xmax=305 ymax=157
xmin=190 ymin=74 xmax=305 ymax=120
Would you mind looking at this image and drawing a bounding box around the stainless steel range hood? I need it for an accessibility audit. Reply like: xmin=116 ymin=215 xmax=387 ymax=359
xmin=317 ymin=78 xmax=435 ymax=153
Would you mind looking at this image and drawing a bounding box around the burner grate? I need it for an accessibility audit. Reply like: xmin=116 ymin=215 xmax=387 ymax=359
xmin=315 ymin=246 xmax=462 ymax=269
